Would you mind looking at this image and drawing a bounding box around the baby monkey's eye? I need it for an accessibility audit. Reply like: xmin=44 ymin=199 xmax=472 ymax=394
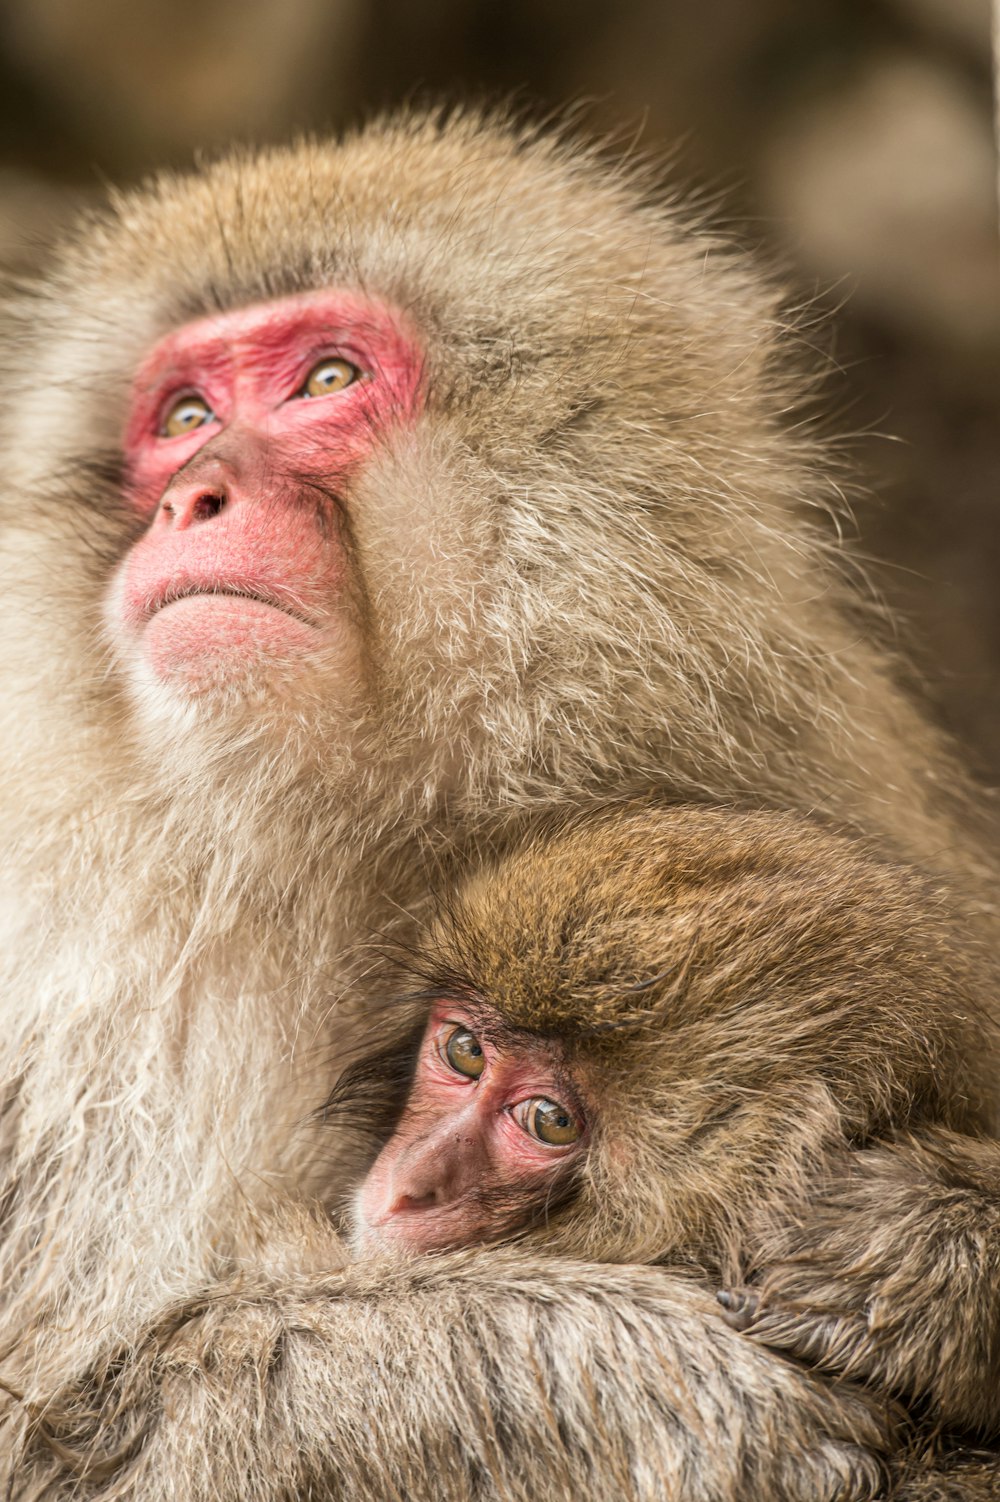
xmin=298 ymin=356 xmax=360 ymax=398
xmin=161 ymin=393 xmax=214 ymax=437
xmin=439 ymin=1025 xmax=485 ymax=1079
xmin=514 ymin=1097 xmax=582 ymax=1147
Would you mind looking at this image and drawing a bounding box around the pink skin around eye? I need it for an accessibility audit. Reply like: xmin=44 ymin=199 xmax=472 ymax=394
xmin=355 ymin=1003 xmax=586 ymax=1255
xmin=112 ymin=290 xmax=424 ymax=688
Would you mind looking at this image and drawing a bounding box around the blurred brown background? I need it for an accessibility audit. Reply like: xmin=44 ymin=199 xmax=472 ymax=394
xmin=0 ymin=0 xmax=997 ymax=781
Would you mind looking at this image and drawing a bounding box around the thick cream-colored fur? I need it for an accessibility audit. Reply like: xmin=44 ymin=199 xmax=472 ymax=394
xmin=0 ymin=110 xmax=993 ymax=1497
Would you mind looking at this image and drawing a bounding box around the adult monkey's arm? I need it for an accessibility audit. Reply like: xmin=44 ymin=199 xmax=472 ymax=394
xmin=18 ymin=1247 xmax=891 ymax=1502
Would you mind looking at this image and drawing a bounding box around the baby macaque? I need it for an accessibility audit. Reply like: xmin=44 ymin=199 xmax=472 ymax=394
xmin=342 ymin=802 xmax=1000 ymax=1434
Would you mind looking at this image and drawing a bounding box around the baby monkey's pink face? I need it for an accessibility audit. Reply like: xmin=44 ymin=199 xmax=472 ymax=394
xmin=353 ymin=1003 xmax=588 ymax=1255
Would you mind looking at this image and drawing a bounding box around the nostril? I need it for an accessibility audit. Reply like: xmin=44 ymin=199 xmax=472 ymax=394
xmin=392 ymin=1190 xmax=441 ymax=1213
xmin=158 ymin=490 xmax=226 ymax=527
xmin=191 ymin=493 xmax=225 ymax=522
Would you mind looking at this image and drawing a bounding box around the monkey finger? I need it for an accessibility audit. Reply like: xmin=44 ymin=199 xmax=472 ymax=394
xmin=719 ymin=1285 xmax=845 ymax=1359
xmin=716 ymin=1286 xmax=761 ymax=1331
xmin=779 ymin=1442 xmax=885 ymax=1502
xmin=732 ymin=1298 xmax=876 ymax=1382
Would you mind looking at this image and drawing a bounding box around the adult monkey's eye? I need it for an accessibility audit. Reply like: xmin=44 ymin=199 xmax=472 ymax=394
xmin=299 ymin=357 xmax=359 ymax=398
xmin=161 ymin=394 xmax=215 ymax=437
xmin=515 ymin=1098 xmax=582 ymax=1147
xmin=440 ymin=1025 xmax=485 ymax=1079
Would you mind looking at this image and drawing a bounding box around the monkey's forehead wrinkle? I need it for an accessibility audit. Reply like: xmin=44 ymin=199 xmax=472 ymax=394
xmin=421 ymin=802 xmax=982 ymax=1047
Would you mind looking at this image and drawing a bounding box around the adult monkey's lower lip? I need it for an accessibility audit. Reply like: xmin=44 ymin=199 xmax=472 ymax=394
xmin=141 ymin=593 xmax=323 ymax=682
xmin=153 ymin=587 xmax=317 ymax=628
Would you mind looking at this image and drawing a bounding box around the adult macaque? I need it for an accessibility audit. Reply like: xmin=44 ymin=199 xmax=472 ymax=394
xmin=1 ymin=111 xmax=996 ymax=1498
xmin=344 ymin=803 xmax=1000 ymax=1437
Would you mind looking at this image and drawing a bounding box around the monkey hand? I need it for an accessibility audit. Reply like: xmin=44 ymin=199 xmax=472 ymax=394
xmin=718 ymin=1130 xmax=1000 ymax=1436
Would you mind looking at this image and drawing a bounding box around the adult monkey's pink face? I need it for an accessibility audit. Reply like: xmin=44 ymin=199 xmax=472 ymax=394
xmin=110 ymin=291 xmax=423 ymax=692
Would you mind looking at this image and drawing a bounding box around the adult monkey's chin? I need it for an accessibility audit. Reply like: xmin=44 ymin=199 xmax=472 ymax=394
xmin=141 ymin=594 xmax=324 ymax=690
xmin=112 ymin=606 xmax=367 ymax=768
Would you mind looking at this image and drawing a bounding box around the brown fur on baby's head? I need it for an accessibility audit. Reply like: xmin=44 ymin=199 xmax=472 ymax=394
xmin=410 ymin=801 xmax=995 ymax=1263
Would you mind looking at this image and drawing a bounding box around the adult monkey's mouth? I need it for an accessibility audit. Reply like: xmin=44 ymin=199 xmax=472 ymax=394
xmin=152 ymin=585 xmax=318 ymax=629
